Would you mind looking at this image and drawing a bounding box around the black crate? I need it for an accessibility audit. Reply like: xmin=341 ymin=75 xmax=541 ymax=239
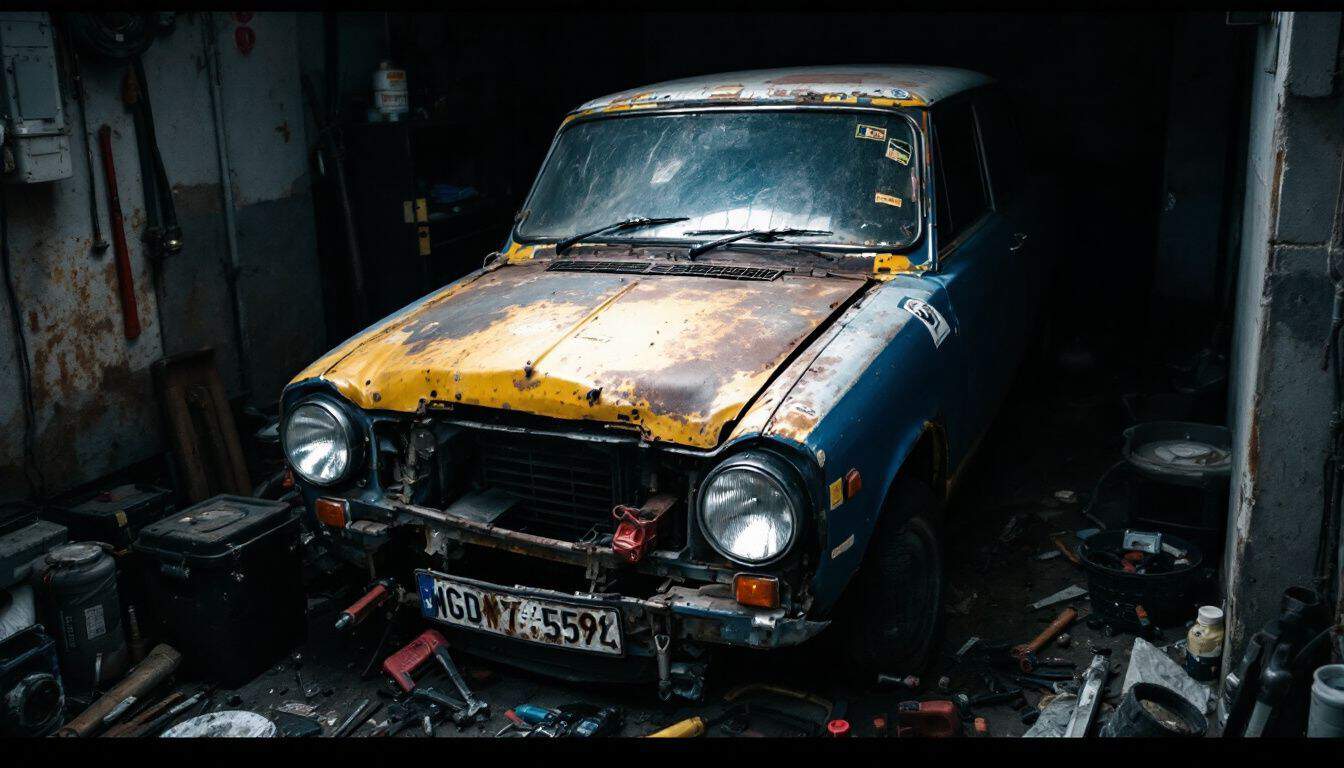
xmin=133 ymin=495 xmax=305 ymax=687
xmin=45 ymin=484 xmax=174 ymax=551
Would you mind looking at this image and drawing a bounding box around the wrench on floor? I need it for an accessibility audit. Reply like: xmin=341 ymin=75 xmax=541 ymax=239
xmin=430 ymin=644 xmax=489 ymax=724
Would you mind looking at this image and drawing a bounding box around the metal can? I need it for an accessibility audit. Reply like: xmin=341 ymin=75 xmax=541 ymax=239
xmin=32 ymin=542 xmax=128 ymax=691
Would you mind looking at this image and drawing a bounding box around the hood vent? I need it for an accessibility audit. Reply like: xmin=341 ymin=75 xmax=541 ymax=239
xmin=547 ymin=259 xmax=784 ymax=282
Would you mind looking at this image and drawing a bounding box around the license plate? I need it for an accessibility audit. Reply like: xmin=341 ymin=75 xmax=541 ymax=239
xmin=416 ymin=572 xmax=623 ymax=656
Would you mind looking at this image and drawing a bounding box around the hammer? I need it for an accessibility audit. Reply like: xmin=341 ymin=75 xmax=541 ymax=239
xmin=1012 ymin=607 xmax=1078 ymax=672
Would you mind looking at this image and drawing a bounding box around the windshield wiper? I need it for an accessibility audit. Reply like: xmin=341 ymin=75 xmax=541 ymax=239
xmin=554 ymin=216 xmax=690 ymax=255
xmin=685 ymin=228 xmax=834 ymax=259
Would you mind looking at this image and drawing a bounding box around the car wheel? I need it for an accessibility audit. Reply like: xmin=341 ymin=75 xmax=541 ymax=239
xmin=838 ymin=478 xmax=944 ymax=679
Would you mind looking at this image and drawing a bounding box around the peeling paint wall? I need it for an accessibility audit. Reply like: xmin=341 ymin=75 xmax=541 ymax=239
xmin=0 ymin=12 xmax=325 ymax=499
xmin=1225 ymin=12 xmax=1344 ymax=668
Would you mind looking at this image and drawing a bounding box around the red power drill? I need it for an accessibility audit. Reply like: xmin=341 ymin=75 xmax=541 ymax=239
xmin=894 ymin=700 xmax=962 ymax=737
xmin=382 ymin=628 xmax=449 ymax=693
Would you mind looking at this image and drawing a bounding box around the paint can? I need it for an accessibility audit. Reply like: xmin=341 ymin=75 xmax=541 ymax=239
xmin=372 ymin=61 xmax=409 ymax=121
xmin=32 ymin=542 xmax=128 ymax=691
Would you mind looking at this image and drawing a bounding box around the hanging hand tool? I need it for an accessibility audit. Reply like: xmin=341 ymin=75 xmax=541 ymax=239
xmin=123 ymin=57 xmax=181 ymax=257
xmin=96 ymin=124 xmax=141 ymax=340
xmin=300 ymin=73 xmax=368 ymax=326
xmin=63 ymin=35 xmax=108 ymax=256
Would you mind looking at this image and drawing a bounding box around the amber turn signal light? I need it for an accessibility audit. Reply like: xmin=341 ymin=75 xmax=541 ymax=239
xmin=733 ymin=574 xmax=780 ymax=609
xmin=315 ymin=497 xmax=348 ymax=528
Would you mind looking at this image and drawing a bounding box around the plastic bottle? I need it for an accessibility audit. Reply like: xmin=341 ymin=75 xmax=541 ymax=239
xmin=1184 ymin=605 xmax=1225 ymax=681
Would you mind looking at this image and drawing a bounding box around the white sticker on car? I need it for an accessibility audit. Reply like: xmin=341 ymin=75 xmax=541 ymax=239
xmin=899 ymin=297 xmax=950 ymax=348
xmin=831 ymin=533 xmax=855 ymax=559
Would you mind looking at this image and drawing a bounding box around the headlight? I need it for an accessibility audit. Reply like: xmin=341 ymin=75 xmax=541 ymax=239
xmin=282 ymin=398 xmax=359 ymax=485
xmin=698 ymin=451 xmax=803 ymax=566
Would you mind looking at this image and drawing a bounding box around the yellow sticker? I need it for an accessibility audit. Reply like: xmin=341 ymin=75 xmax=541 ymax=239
xmin=829 ymin=478 xmax=844 ymax=510
xmin=885 ymin=138 xmax=912 ymax=166
xmin=874 ymin=192 xmax=903 ymax=208
xmin=418 ymin=225 xmax=431 ymax=256
xmin=855 ymin=124 xmax=887 ymax=142
xmin=114 ymin=510 xmax=128 ymax=527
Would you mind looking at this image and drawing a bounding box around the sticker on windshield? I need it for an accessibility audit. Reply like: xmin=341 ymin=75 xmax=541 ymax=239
xmin=855 ymin=124 xmax=887 ymax=142
xmin=874 ymin=192 xmax=903 ymax=208
xmin=899 ymin=297 xmax=950 ymax=348
xmin=885 ymin=138 xmax=912 ymax=166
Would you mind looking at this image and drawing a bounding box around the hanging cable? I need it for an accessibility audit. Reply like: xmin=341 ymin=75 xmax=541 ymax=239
xmin=0 ymin=188 xmax=46 ymax=498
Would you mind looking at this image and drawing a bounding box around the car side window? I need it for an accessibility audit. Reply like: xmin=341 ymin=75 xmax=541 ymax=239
xmin=974 ymin=89 xmax=1026 ymax=210
xmin=933 ymin=99 xmax=989 ymax=247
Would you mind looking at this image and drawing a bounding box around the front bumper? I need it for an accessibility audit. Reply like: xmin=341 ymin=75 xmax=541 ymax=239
xmin=414 ymin=567 xmax=828 ymax=685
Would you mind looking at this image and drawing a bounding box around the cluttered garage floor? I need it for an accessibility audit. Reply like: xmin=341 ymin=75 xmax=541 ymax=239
xmin=4 ymin=356 xmax=1226 ymax=739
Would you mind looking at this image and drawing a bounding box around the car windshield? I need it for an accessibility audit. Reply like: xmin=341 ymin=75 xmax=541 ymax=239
xmin=517 ymin=110 xmax=922 ymax=252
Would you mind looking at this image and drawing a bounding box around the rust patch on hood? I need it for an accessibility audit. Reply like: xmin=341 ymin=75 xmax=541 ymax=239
xmin=294 ymin=261 xmax=860 ymax=448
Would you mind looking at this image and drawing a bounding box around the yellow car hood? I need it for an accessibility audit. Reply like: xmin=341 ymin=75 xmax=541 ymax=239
xmin=291 ymin=260 xmax=862 ymax=449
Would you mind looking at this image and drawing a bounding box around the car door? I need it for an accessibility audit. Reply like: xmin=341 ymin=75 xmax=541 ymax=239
xmin=927 ymin=90 xmax=1034 ymax=463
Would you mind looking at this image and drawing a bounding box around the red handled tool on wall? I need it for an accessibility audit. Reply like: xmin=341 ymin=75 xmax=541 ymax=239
xmin=96 ymin=124 xmax=141 ymax=340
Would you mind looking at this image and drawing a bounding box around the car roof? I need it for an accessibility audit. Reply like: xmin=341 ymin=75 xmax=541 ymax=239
xmin=572 ymin=65 xmax=993 ymax=116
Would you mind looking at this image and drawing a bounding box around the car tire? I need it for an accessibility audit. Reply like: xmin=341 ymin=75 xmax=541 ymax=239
xmin=838 ymin=477 xmax=945 ymax=679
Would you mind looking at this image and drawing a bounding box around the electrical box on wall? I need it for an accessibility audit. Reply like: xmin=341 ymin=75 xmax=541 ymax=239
xmin=0 ymin=12 xmax=72 ymax=184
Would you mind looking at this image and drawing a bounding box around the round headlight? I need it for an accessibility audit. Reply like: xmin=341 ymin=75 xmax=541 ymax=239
xmin=698 ymin=453 xmax=802 ymax=566
xmin=282 ymin=398 xmax=358 ymax=485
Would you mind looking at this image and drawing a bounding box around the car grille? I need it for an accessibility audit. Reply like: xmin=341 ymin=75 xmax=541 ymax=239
xmin=472 ymin=430 xmax=634 ymax=542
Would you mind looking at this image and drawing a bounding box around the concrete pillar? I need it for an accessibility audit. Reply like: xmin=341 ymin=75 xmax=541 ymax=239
xmin=1225 ymin=11 xmax=1344 ymax=668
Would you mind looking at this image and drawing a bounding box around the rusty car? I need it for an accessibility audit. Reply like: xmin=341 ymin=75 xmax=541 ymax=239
xmin=280 ymin=65 xmax=1044 ymax=696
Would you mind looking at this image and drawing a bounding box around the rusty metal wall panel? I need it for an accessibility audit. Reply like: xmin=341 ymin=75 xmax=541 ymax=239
xmin=0 ymin=12 xmax=325 ymax=499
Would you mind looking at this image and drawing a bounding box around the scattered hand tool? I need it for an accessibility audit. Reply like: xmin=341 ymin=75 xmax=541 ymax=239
xmin=643 ymin=701 xmax=820 ymax=738
xmin=383 ymin=628 xmax=447 ymax=693
xmin=1052 ymin=532 xmax=1082 ymax=566
xmin=60 ymin=644 xmax=180 ymax=736
xmin=1012 ymin=606 xmax=1078 ymax=672
xmin=894 ymin=700 xmax=962 ymax=737
xmin=332 ymin=698 xmax=382 ymax=738
xmin=292 ymin=653 xmax=321 ymax=699
xmin=876 ymin=673 xmax=921 ymax=692
xmin=429 ymin=642 xmax=489 ymax=724
xmin=95 ymin=124 xmax=142 ymax=340
xmin=336 ymin=577 xmax=398 ymax=631
xmin=131 ymin=687 xmax=211 ymax=738
xmin=104 ymin=691 xmax=183 ymax=737
xmin=1063 ymin=652 xmax=1111 ymax=737
xmin=409 ymin=686 xmax=467 ymax=724
xmin=503 ymin=703 xmax=623 ymax=737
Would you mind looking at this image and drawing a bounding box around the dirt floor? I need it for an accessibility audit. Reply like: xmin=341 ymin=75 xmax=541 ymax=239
xmin=132 ymin=364 xmax=1218 ymax=738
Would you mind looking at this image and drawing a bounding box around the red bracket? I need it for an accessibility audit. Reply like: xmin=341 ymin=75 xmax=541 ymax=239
xmin=611 ymin=494 xmax=676 ymax=564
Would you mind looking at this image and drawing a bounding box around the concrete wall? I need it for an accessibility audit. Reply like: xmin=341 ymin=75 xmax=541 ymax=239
xmin=0 ymin=12 xmax=326 ymax=500
xmin=1225 ymin=11 xmax=1344 ymax=665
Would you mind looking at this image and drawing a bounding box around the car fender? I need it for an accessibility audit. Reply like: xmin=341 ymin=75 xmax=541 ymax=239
xmin=743 ymin=276 xmax=962 ymax=614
